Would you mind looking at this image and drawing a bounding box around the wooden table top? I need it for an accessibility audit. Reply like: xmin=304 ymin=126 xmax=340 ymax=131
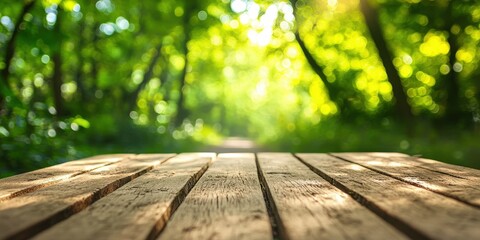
xmin=0 ymin=152 xmax=479 ymax=240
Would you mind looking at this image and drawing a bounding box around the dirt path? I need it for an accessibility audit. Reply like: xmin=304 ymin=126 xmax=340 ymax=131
xmin=203 ymin=137 xmax=265 ymax=153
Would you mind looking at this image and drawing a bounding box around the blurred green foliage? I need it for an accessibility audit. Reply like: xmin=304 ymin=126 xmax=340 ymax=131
xmin=1 ymin=0 xmax=479 ymax=177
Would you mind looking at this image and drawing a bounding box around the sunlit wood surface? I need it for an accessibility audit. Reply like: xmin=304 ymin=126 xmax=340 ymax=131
xmin=1 ymin=152 xmax=479 ymax=240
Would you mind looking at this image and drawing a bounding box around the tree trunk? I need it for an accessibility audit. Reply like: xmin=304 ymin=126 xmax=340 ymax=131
xmin=161 ymin=67 xmax=172 ymax=103
xmin=359 ymin=0 xmax=413 ymax=122
xmin=158 ymin=57 xmax=171 ymax=101
xmin=295 ymin=32 xmax=336 ymax=100
xmin=128 ymin=43 xmax=163 ymax=112
xmin=174 ymin=6 xmax=192 ymax=127
xmin=444 ymin=0 xmax=461 ymax=124
xmin=0 ymin=0 xmax=36 ymax=111
xmin=90 ymin=22 xmax=100 ymax=92
xmin=290 ymin=0 xmax=340 ymax=109
xmin=51 ymin=8 xmax=65 ymax=116
xmin=74 ymin=20 xmax=87 ymax=103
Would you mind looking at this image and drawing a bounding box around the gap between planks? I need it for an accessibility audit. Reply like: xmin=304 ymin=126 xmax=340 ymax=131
xmin=157 ymin=153 xmax=272 ymax=240
xmin=257 ymin=153 xmax=407 ymax=240
xmin=254 ymin=154 xmax=285 ymax=240
xmin=297 ymin=153 xmax=480 ymax=240
xmin=331 ymin=153 xmax=480 ymax=209
xmin=33 ymin=153 xmax=215 ymax=240
xmin=294 ymin=154 xmax=428 ymax=240
xmin=0 ymin=154 xmax=176 ymax=240
xmin=0 ymin=154 xmax=134 ymax=202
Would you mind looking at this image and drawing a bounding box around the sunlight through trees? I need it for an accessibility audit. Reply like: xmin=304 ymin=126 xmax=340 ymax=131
xmin=1 ymin=0 xmax=479 ymax=176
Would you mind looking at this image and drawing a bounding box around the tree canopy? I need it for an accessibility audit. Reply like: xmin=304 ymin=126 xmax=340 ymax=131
xmin=1 ymin=0 xmax=479 ymax=177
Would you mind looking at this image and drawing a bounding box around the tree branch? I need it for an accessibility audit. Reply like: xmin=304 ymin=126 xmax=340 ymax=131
xmin=1 ymin=0 xmax=36 ymax=110
xmin=359 ymin=0 xmax=413 ymax=121
xmin=128 ymin=43 xmax=163 ymax=112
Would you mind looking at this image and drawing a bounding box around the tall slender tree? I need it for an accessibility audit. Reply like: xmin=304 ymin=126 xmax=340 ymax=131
xmin=174 ymin=1 xmax=196 ymax=127
xmin=290 ymin=0 xmax=337 ymax=104
xmin=359 ymin=0 xmax=413 ymax=123
xmin=51 ymin=8 xmax=65 ymax=116
xmin=74 ymin=20 xmax=87 ymax=103
xmin=0 ymin=0 xmax=36 ymax=111
xmin=443 ymin=0 xmax=461 ymax=124
xmin=128 ymin=43 xmax=163 ymax=112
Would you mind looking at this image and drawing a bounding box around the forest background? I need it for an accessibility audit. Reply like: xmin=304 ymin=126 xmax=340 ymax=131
xmin=1 ymin=0 xmax=479 ymax=177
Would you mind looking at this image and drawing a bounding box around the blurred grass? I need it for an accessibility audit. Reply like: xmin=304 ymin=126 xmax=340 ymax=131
xmin=266 ymin=118 xmax=480 ymax=169
xmin=2 ymin=116 xmax=478 ymax=179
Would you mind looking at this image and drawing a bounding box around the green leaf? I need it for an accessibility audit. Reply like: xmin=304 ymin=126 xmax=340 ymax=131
xmin=73 ymin=117 xmax=90 ymax=129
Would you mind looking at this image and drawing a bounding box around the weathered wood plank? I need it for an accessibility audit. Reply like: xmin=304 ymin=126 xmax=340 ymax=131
xmin=336 ymin=152 xmax=480 ymax=179
xmin=257 ymin=153 xmax=406 ymax=240
xmin=32 ymin=153 xmax=214 ymax=240
xmin=0 ymin=154 xmax=174 ymax=240
xmin=346 ymin=152 xmax=410 ymax=158
xmin=0 ymin=154 xmax=132 ymax=202
xmin=297 ymin=153 xmax=480 ymax=240
xmin=333 ymin=152 xmax=480 ymax=207
xmin=412 ymin=157 xmax=480 ymax=179
xmin=157 ymin=153 xmax=272 ymax=240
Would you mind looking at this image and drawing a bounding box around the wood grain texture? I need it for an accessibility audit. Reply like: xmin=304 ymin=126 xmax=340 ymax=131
xmin=412 ymin=157 xmax=480 ymax=179
xmin=257 ymin=153 xmax=407 ymax=240
xmin=333 ymin=152 xmax=480 ymax=207
xmin=157 ymin=153 xmax=272 ymax=240
xmin=0 ymin=154 xmax=174 ymax=240
xmin=297 ymin=153 xmax=480 ymax=240
xmin=32 ymin=153 xmax=214 ymax=240
xmin=0 ymin=154 xmax=132 ymax=202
